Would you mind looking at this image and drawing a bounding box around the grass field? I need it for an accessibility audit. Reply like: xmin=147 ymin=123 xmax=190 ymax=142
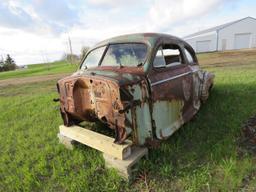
xmin=0 ymin=60 xmax=77 ymax=80
xmin=0 ymin=50 xmax=256 ymax=191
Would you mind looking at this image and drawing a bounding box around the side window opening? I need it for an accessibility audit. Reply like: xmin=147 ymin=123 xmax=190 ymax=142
xmin=153 ymin=44 xmax=183 ymax=68
xmin=184 ymin=48 xmax=196 ymax=64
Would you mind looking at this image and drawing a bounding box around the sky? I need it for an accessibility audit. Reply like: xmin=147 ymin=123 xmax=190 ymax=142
xmin=0 ymin=0 xmax=256 ymax=65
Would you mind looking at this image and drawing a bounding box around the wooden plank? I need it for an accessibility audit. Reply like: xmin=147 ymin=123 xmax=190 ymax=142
xmin=103 ymin=146 xmax=148 ymax=179
xmin=59 ymin=125 xmax=132 ymax=160
xmin=57 ymin=133 xmax=75 ymax=150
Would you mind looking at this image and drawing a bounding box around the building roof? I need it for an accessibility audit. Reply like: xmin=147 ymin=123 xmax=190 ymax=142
xmin=184 ymin=16 xmax=256 ymax=39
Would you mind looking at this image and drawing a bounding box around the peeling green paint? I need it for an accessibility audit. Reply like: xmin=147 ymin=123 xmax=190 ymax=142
xmin=129 ymin=83 xmax=152 ymax=145
xmin=153 ymin=100 xmax=184 ymax=139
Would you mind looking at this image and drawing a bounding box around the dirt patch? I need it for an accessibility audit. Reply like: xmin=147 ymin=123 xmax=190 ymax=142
xmin=238 ymin=115 xmax=256 ymax=156
xmin=239 ymin=168 xmax=256 ymax=191
xmin=198 ymin=48 xmax=256 ymax=67
xmin=0 ymin=73 xmax=69 ymax=87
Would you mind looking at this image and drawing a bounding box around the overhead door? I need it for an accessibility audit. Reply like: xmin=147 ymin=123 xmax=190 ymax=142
xmin=234 ymin=33 xmax=251 ymax=49
xmin=196 ymin=40 xmax=211 ymax=52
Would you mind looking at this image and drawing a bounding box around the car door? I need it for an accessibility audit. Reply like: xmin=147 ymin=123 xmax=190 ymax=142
xmin=148 ymin=42 xmax=195 ymax=139
xmin=183 ymin=45 xmax=202 ymax=111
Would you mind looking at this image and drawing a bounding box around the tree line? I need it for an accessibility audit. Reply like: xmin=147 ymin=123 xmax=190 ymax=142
xmin=0 ymin=46 xmax=89 ymax=73
xmin=0 ymin=54 xmax=17 ymax=72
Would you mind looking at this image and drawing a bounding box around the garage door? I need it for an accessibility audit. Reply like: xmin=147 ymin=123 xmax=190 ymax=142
xmin=234 ymin=33 xmax=251 ymax=49
xmin=196 ymin=40 xmax=211 ymax=52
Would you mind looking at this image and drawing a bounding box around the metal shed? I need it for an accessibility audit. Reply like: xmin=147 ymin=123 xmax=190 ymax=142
xmin=183 ymin=17 xmax=256 ymax=53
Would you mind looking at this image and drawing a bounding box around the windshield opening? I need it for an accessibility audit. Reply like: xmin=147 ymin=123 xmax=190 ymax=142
xmin=100 ymin=43 xmax=147 ymax=67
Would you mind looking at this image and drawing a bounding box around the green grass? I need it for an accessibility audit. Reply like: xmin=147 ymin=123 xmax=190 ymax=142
xmin=0 ymin=50 xmax=256 ymax=191
xmin=0 ymin=60 xmax=78 ymax=80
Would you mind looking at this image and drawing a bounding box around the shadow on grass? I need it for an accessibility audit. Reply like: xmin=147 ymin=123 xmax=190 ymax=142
xmin=135 ymin=82 xmax=256 ymax=185
xmin=1 ymin=73 xmax=255 ymax=191
xmin=54 ymin=79 xmax=256 ymax=191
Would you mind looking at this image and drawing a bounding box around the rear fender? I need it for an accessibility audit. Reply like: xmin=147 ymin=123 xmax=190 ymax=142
xmin=201 ymin=72 xmax=215 ymax=102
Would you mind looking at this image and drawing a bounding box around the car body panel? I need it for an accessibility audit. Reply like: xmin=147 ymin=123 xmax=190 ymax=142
xmin=56 ymin=33 xmax=214 ymax=146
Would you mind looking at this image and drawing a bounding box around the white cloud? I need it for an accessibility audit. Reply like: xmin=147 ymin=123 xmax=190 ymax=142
xmin=87 ymin=0 xmax=139 ymax=7
xmin=0 ymin=27 xmax=65 ymax=64
xmin=0 ymin=0 xmax=255 ymax=65
xmin=146 ymin=0 xmax=223 ymax=31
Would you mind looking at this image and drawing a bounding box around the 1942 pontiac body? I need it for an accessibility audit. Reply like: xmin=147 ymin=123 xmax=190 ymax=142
xmin=57 ymin=33 xmax=214 ymax=146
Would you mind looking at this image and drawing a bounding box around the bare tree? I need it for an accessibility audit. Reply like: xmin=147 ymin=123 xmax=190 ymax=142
xmin=68 ymin=36 xmax=73 ymax=64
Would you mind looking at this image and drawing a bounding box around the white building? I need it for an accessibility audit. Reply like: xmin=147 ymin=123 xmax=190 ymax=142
xmin=184 ymin=17 xmax=256 ymax=53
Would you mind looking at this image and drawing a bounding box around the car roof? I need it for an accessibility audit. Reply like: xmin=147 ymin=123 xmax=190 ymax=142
xmin=92 ymin=33 xmax=184 ymax=49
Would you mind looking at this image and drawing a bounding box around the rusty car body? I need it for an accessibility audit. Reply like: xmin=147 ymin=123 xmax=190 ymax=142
xmin=56 ymin=33 xmax=214 ymax=145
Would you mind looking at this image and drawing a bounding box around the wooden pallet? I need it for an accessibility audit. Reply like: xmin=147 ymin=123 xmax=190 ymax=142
xmin=58 ymin=125 xmax=148 ymax=179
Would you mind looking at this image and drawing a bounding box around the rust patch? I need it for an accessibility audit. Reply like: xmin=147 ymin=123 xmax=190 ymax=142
xmin=95 ymin=66 xmax=144 ymax=75
xmin=201 ymin=72 xmax=215 ymax=102
xmin=57 ymin=75 xmax=129 ymax=143
xmin=182 ymin=78 xmax=192 ymax=101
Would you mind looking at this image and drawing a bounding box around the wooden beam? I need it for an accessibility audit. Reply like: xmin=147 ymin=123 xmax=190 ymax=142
xmin=57 ymin=133 xmax=75 ymax=150
xmin=59 ymin=125 xmax=132 ymax=160
xmin=103 ymin=147 xmax=148 ymax=179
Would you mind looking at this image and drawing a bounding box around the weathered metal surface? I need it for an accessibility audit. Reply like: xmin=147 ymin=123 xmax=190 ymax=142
xmin=56 ymin=33 xmax=214 ymax=146
xmin=201 ymin=71 xmax=215 ymax=102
